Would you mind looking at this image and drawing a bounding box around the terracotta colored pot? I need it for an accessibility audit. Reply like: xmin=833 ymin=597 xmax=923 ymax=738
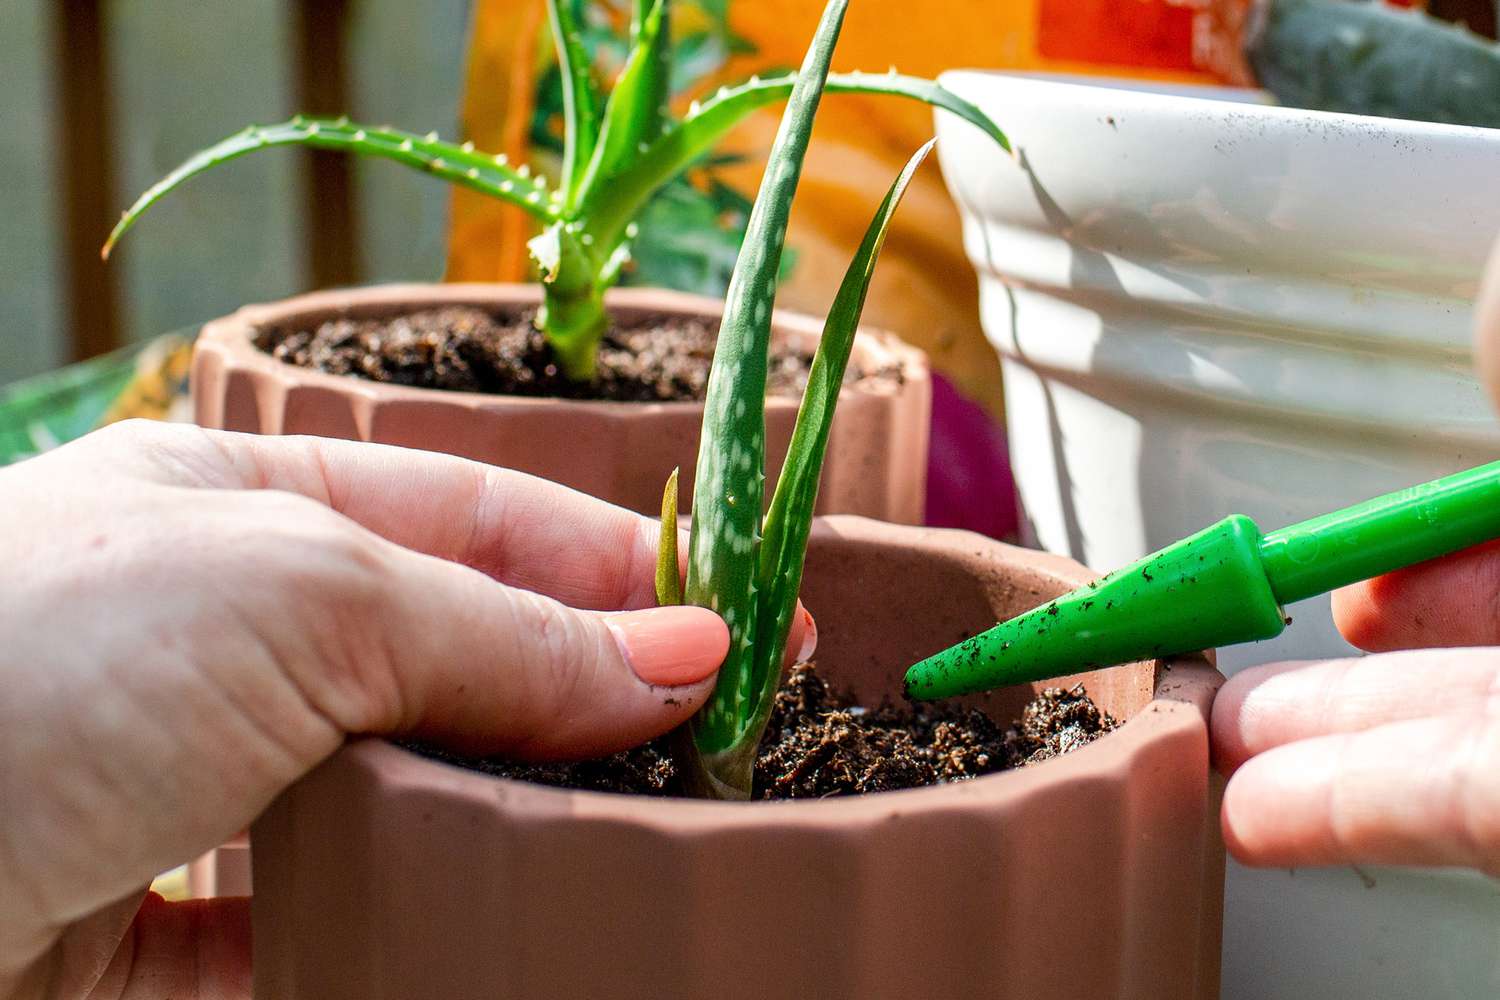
xmin=186 ymin=284 xmax=929 ymax=899
xmin=192 ymin=283 xmax=930 ymax=522
xmin=251 ymin=517 xmax=1224 ymax=1000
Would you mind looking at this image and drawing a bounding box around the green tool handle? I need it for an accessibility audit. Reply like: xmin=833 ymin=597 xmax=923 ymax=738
xmin=1260 ymin=460 xmax=1500 ymax=606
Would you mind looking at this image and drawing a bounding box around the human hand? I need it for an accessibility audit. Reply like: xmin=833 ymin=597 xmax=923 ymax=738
xmin=0 ymin=421 xmax=811 ymax=998
xmin=1211 ymin=547 xmax=1500 ymax=874
xmin=1212 ymin=237 xmax=1500 ymax=877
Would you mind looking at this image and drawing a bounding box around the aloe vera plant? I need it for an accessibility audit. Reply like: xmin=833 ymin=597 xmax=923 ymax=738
xmin=650 ymin=0 xmax=933 ymax=799
xmin=102 ymin=0 xmax=1007 ymax=382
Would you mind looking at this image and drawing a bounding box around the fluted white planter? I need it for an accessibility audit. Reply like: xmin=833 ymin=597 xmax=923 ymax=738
xmin=936 ymin=71 xmax=1500 ymax=1000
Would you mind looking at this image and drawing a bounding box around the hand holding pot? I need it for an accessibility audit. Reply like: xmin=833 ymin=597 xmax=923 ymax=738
xmin=1213 ymin=239 xmax=1500 ymax=877
xmin=0 ymin=421 xmax=811 ymax=999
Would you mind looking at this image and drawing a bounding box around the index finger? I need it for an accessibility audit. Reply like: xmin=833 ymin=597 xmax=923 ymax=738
xmin=132 ymin=423 xmax=665 ymax=611
xmin=109 ymin=423 xmax=812 ymax=655
xmin=1211 ymin=648 xmax=1500 ymax=774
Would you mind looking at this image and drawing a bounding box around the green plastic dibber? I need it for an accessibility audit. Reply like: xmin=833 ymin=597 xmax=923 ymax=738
xmin=905 ymin=460 xmax=1500 ymax=700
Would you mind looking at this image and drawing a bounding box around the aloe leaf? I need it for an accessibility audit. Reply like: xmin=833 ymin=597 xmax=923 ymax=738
xmin=547 ymin=0 xmax=603 ymax=196
xmin=631 ymin=0 xmax=654 ymax=45
xmin=573 ymin=0 xmax=672 ymax=206
xmin=749 ymin=138 xmax=934 ymax=716
xmin=635 ymin=0 xmax=674 ymax=142
xmin=103 ymin=118 xmax=556 ymax=258
xmin=655 ymin=465 xmax=725 ymax=797
xmin=682 ymin=0 xmax=848 ymax=799
xmin=584 ymin=69 xmax=1009 ymax=248
xmin=655 ymin=467 xmax=683 ymax=607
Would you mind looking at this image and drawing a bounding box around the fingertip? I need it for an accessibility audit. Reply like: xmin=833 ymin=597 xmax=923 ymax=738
xmin=784 ymin=601 xmax=818 ymax=667
xmin=1208 ymin=671 xmax=1253 ymax=776
xmin=1208 ymin=660 xmax=1307 ymax=775
xmin=1330 ymin=578 xmax=1387 ymax=652
xmin=1219 ymin=761 xmax=1310 ymax=869
xmin=1218 ymin=773 xmax=1260 ymax=865
xmin=1218 ymin=747 xmax=1332 ymax=869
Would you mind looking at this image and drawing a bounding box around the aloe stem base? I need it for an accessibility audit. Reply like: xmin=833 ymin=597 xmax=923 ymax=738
xmin=538 ymin=282 xmax=609 ymax=381
xmin=670 ymin=727 xmax=750 ymax=800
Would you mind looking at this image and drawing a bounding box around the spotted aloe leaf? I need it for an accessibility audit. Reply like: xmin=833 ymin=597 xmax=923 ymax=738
xmin=750 ymin=137 xmax=934 ymax=714
xmin=679 ymin=0 xmax=844 ymax=799
xmin=654 ymin=466 xmax=724 ymax=796
xmin=101 ymin=118 xmax=555 ymax=259
xmin=679 ymin=0 xmax=929 ymax=799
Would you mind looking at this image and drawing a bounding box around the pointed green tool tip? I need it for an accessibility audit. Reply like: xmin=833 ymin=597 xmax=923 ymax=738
xmin=904 ymin=515 xmax=1289 ymax=701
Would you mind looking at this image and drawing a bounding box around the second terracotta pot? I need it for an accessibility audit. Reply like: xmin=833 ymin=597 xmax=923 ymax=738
xmin=192 ymin=283 xmax=930 ymax=521
xmin=251 ymin=517 xmax=1224 ymax=1000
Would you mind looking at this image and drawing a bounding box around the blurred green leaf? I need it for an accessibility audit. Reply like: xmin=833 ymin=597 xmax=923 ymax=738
xmin=0 ymin=341 xmax=170 ymax=465
xmin=532 ymin=0 xmax=765 ymax=298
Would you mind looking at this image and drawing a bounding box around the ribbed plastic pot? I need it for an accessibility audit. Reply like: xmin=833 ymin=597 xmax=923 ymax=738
xmin=935 ymin=71 xmax=1500 ymax=1000
xmin=191 ymin=283 xmax=930 ymax=522
xmin=250 ymin=517 xmax=1223 ymax=1000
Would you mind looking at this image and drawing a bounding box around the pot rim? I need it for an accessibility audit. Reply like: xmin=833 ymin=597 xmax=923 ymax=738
xmin=940 ymin=68 xmax=1500 ymax=146
xmin=197 ymin=282 xmax=928 ymax=415
xmin=332 ymin=516 xmax=1221 ymax=829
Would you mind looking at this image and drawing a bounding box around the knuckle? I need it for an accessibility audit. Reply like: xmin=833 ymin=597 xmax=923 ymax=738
xmin=82 ymin=418 xmax=167 ymax=464
xmin=94 ymin=417 xmax=158 ymax=444
xmin=255 ymin=499 xmax=397 ymax=729
xmin=245 ymin=492 xmax=389 ymax=607
xmin=529 ymin=594 xmax=583 ymax=677
xmin=94 ymin=420 xmax=234 ymax=486
xmin=513 ymin=593 xmax=602 ymax=737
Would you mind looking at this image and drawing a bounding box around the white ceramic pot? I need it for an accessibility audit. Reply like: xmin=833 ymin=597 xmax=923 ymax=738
xmin=936 ymin=72 xmax=1500 ymax=1000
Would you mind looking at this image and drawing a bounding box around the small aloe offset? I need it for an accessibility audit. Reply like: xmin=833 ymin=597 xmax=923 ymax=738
xmin=653 ymin=0 xmax=933 ymax=799
xmin=102 ymin=0 xmax=1008 ymax=382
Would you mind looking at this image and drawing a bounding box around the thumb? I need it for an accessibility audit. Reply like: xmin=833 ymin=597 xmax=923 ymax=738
xmin=344 ymin=545 xmax=729 ymax=761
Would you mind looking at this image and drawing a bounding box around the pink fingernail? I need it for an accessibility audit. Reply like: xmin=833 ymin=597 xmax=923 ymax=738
xmin=607 ymin=607 xmax=728 ymax=687
xmin=797 ymin=606 xmax=818 ymax=662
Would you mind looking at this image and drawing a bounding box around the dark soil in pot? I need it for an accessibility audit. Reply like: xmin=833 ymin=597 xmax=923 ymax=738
xmin=255 ymin=306 xmax=903 ymax=403
xmin=411 ymin=662 xmax=1118 ymax=799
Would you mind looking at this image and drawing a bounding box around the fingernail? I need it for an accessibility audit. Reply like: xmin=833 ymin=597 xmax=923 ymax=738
xmin=796 ymin=605 xmax=818 ymax=662
xmin=607 ymin=607 xmax=729 ymax=687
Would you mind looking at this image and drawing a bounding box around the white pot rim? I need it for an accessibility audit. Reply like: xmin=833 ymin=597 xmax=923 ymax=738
xmin=941 ymin=68 xmax=1500 ymax=143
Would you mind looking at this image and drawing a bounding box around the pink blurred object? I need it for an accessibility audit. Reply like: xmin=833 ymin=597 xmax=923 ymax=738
xmin=187 ymin=832 xmax=251 ymax=898
xmin=925 ymin=372 xmax=1018 ymax=539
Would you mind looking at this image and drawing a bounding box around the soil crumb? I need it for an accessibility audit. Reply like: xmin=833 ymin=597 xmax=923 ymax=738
xmin=410 ymin=663 xmax=1118 ymax=800
xmin=255 ymin=305 xmax=900 ymax=403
